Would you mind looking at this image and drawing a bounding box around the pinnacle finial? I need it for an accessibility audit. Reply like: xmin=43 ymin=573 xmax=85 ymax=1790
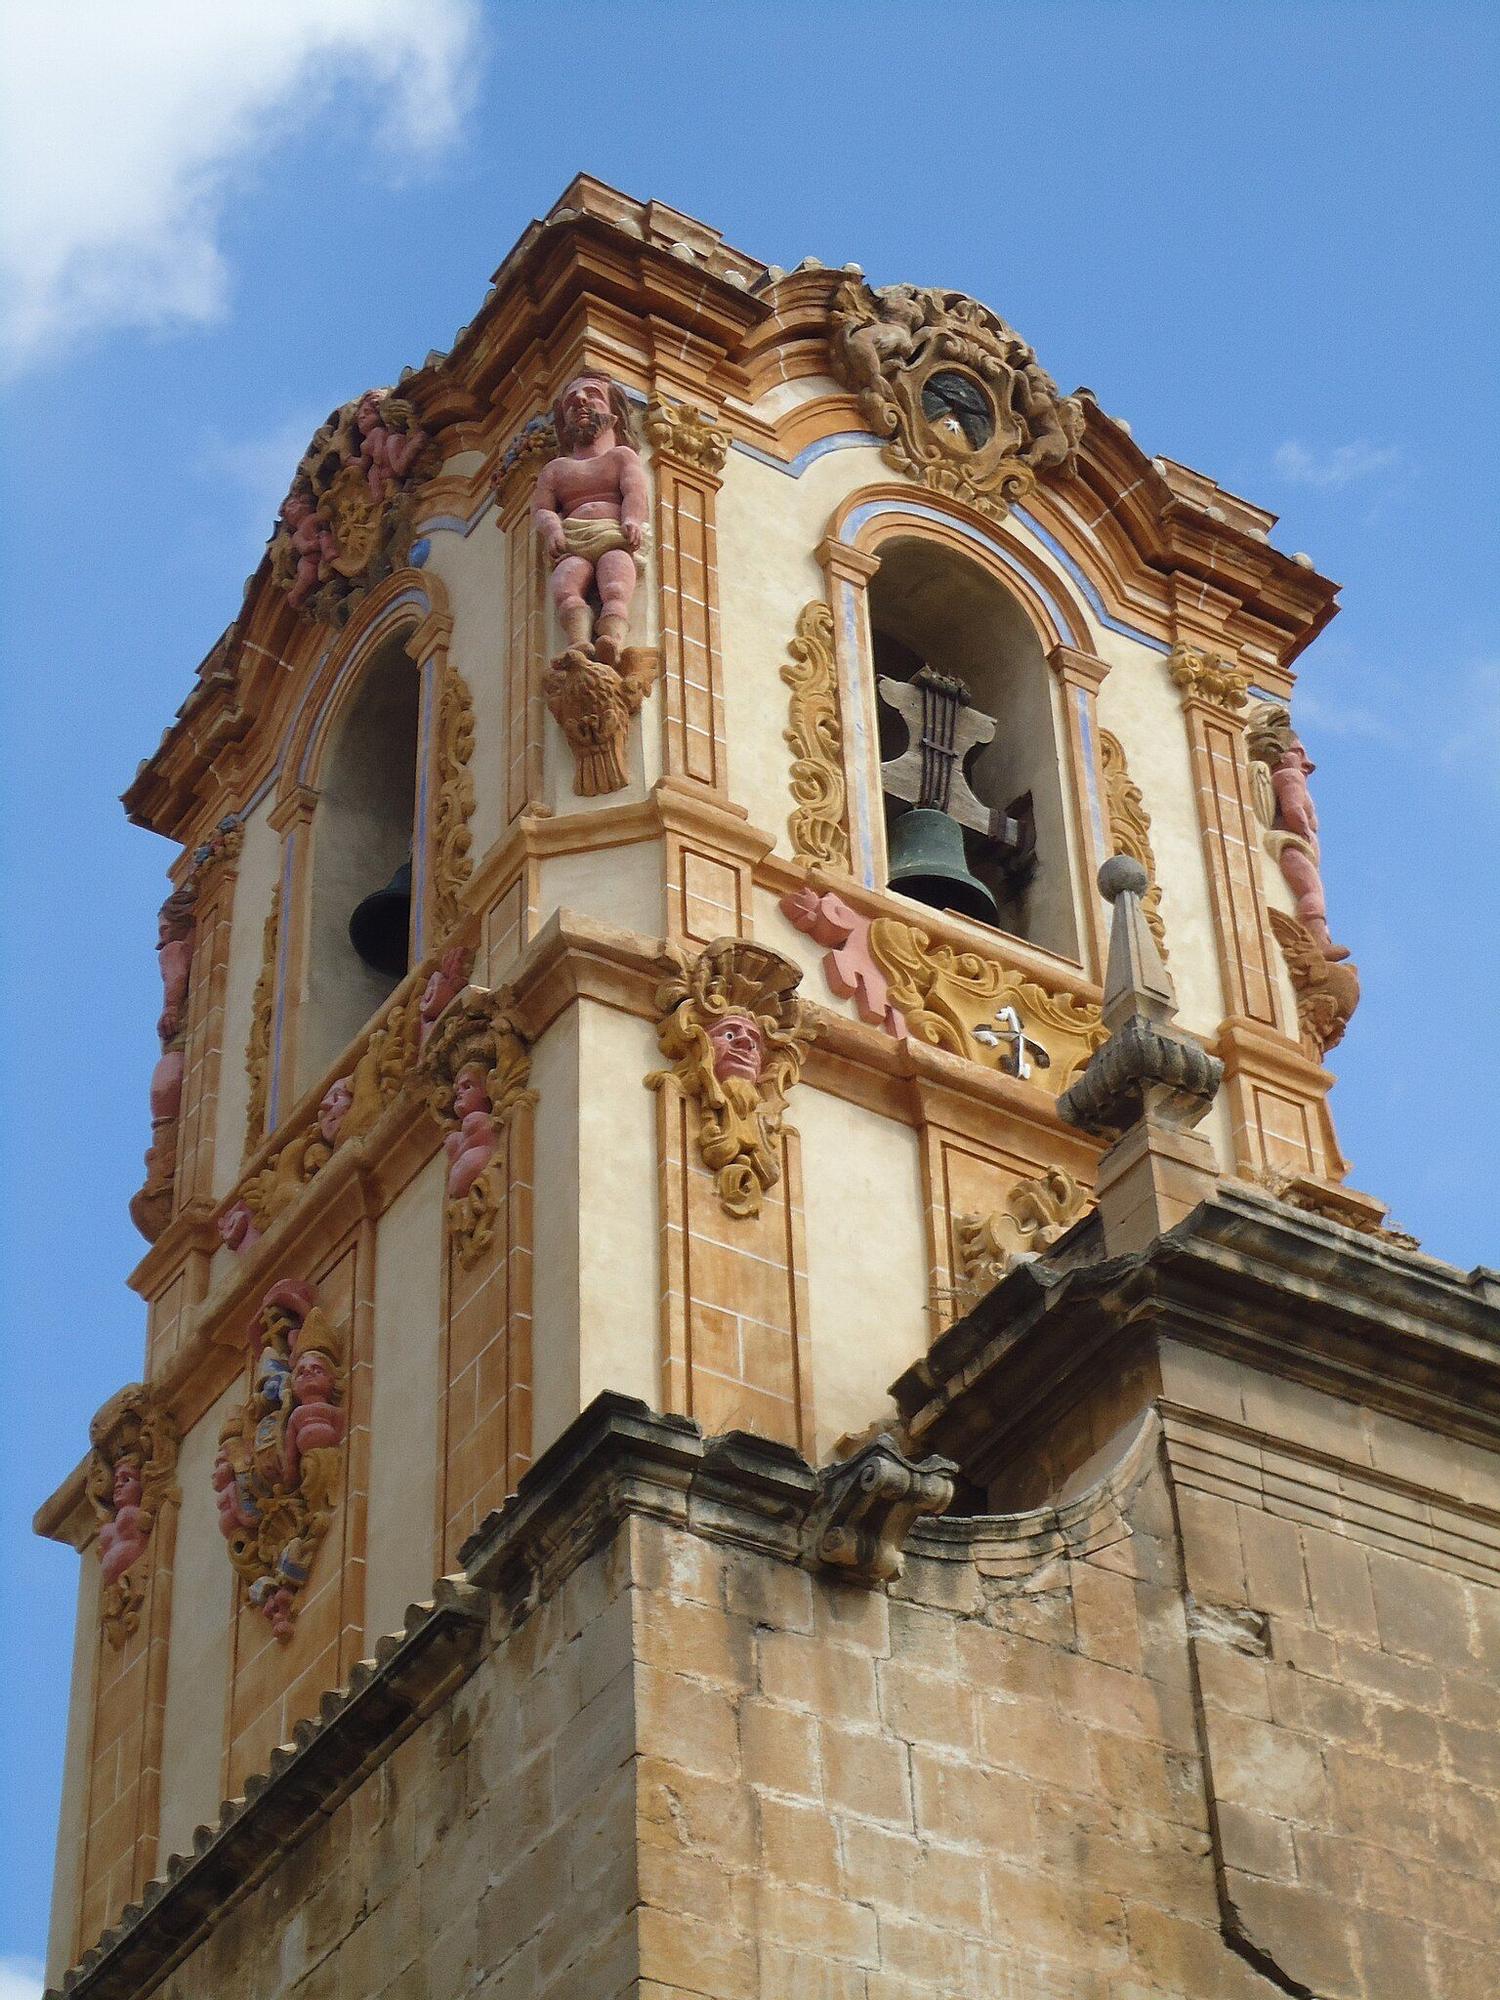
xmin=1097 ymin=855 xmax=1176 ymax=1036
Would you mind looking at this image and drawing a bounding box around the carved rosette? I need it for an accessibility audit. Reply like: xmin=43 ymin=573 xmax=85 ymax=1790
xmin=214 ymin=1281 xmax=347 ymax=1641
xmin=1266 ymin=910 xmax=1361 ymax=1056
xmin=88 ymin=1385 xmax=180 ymax=1649
xmin=1167 ymin=644 xmax=1249 ymax=713
xmin=429 ymin=659 xmax=476 ymax=940
xmin=268 ymin=389 xmax=439 ymax=626
xmin=420 ymin=986 xmax=535 ymax=1267
xmin=781 ymin=602 xmax=850 ymax=870
xmin=953 ymin=1166 xmax=1092 ymax=1311
xmin=830 ymin=279 xmax=1084 ymax=521
xmin=243 ymin=884 xmax=280 ymax=1158
xmin=649 ymin=939 xmax=817 ymax=1219
xmin=1098 ymin=730 xmax=1167 ymax=959
xmin=642 ymin=398 xmax=731 ymax=475
xmin=543 ymin=646 xmax=660 ymax=796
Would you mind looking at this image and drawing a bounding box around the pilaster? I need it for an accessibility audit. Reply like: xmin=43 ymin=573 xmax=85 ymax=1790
xmin=644 ymin=399 xmax=732 ymax=798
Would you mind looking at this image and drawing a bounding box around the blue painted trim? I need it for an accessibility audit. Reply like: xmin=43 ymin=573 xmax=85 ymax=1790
xmin=408 ymin=537 xmax=431 ymax=568
xmin=1011 ymin=507 xmax=1169 ymax=655
xmin=731 ymin=430 xmax=884 ymax=477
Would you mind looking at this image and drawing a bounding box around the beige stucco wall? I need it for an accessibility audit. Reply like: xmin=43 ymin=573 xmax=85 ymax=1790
xmin=535 ymin=846 xmax=663 ymax=945
xmin=796 ymin=1085 xmax=928 ymax=1455
xmin=157 ymin=1381 xmax=238 ymax=1865
xmin=577 ymin=1003 xmax=660 ymax=1419
xmin=366 ymin=1151 xmax=445 ymax=1636
xmin=212 ymin=796 xmax=281 ymax=1196
xmin=45 ymin=1554 xmax=101 ymax=1987
xmin=529 ymin=1008 xmax=583 ymax=1459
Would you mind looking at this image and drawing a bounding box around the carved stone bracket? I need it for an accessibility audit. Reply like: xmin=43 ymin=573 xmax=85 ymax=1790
xmin=648 ymin=938 xmax=816 ymax=1219
xmin=88 ymin=1386 xmax=180 ymax=1648
xmin=642 ymin=398 xmax=731 ymax=476
xmin=420 ymin=986 xmax=534 ymax=1268
xmin=429 ymin=657 xmax=476 ymax=939
xmin=780 ymin=602 xmax=850 ymax=870
xmin=543 ymin=645 xmax=660 ymax=796
xmin=830 ymin=279 xmax=1084 ymax=521
xmin=214 ymin=1280 xmax=346 ymax=1642
xmin=805 ymin=1433 xmax=956 ymax=1583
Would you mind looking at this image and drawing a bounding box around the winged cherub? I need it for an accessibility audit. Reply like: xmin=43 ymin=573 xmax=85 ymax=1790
xmin=532 ymin=373 xmax=649 ymax=664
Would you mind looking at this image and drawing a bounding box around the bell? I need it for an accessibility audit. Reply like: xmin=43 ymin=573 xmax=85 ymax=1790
xmin=348 ymin=860 xmax=412 ymax=978
xmin=886 ymin=809 xmax=999 ymax=926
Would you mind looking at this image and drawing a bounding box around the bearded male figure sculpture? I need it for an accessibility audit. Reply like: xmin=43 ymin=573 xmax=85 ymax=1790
xmin=529 ymin=372 xmax=659 ymax=794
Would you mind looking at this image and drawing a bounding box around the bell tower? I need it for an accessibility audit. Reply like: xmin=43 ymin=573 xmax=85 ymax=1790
xmin=37 ymin=179 xmax=1498 ymax=2000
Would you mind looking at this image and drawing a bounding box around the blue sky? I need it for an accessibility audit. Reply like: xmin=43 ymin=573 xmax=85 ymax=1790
xmin=1 ymin=0 xmax=1496 ymax=1979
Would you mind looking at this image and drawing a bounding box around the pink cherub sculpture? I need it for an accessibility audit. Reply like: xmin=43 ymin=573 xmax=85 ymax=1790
xmin=707 ymin=1013 xmax=766 ymax=1086
xmin=532 ymin=373 xmax=650 ymax=664
xmin=280 ymin=489 xmax=337 ymax=610
xmin=218 ymin=1199 xmax=262 ymax=1257
xmin=444 ymin=1063 xmax=499 ymax=1198
xmin=97 ymin=1461 xmax=149 ymax=1589
xmin=356 ymin=391 xmax=428 ymax=504
xmin=317 ymin=1076 xmax=354 ymax=1149
xmin=156 ymin=889 xmax=194 ymax=1045
xmin=419 ymin=947 xmax=471 ymax=1046
xmin=1269 ymin=738 xmax=1349 ymax=962
xmin=283 ymin=1345 xmax=346 ymax=1488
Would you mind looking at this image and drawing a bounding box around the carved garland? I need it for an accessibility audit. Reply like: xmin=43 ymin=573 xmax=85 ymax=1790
xmin=420 ymin=986 xmax=535 ymax=1268
xmin=243 ymin=884 xmax=280 ymax=1159
xmin=1098 ymin=729 xmax=1168 ymax=959
xmin=781 ymin=601 xmax=850 ymax=871
xmin=87 ymin=1386 xmax=180 ymax=1648
xmin=648 ymin=939 xmax=817 ymax=1219
xmin=214 ymin=1281 xmax=346 ymax=1642
xmin=429 ymin=658 xmax=476 ymax=940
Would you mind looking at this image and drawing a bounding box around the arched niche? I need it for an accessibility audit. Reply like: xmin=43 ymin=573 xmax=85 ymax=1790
xmin=865 ymin=533 xmax=1080 ymax=961
xmin=297 ymin=628 xmax=420 ymax=1090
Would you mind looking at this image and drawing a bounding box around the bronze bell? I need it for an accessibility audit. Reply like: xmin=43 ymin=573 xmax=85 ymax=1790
xmin=885 ymin=808 xmax=999 ymax=926
xmin=348 ymin=860 xmax=412 ymax=978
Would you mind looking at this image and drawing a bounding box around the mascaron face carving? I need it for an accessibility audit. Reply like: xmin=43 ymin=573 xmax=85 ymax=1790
xmin=831 ymin=280 xmax=1085 ymax=520
xmin=649 ymin=939 xmax=817 ymax=1219
xmin=87 ymin=1385 xmax=180 ymax=1648
xmin=214 ymin=1280 xmax=347 ymax=1643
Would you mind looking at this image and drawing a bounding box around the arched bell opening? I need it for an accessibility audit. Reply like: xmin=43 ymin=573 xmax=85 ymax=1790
xmin=868 ymin=537 xmax=1079 ymax=961
xmin=299 ymin=631 xmax=420 ymax=1090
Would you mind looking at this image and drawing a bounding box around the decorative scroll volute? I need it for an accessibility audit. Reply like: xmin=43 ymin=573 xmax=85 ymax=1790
xmin=781 ymin=601 xmax=850 ymax=870
xmin=830 ymin=280 xmax=1084 ymax=521
xmin=1098 ymin=730 xmax=1167 ymax=960
xmin=243 ymin=884 xmax=280 ymax=1160
xmin=953 ymin=1166 xmax=1092 ymax=1310
xmin=88 ymin=1386 xmax=180 ymax=1649
xmin=649 ymin=939 xmax=817 ymax=1219
xmin=214 ymin=1281 xmax=346 ymax=1642
xmin=420 ymin=986 xmax=535 ymax=1267
xmin=429 ymin=657 xmax=476 ymax=940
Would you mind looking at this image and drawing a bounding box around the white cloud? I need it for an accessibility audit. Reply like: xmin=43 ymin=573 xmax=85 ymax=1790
xmin=0 ymin=1 xmax=480 ymax=377
xmin=1289 ymin=688 xmax=1401 ymax=745
xmin=0 ymin=1956 xmax=45 ymax=2000
xmin=1273 ymin=439 xmax=1400 ymax=488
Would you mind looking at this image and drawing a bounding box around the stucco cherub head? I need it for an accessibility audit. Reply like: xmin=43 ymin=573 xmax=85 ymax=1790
xmin=218 ymin=1199 xmax=260 ymax=1256
xmin=112 ymin=1460 xmax=143 ymax=1512
xmin=453 ymin=1063 xmax=491 ymax=1122
xmin=291 ymin=1348 xmax=336 ymax=1408
xmin=707 ymin=1012 xmax=766 ymax=1086
xmin=317 ymin=1077 xmax=354 ymax=1148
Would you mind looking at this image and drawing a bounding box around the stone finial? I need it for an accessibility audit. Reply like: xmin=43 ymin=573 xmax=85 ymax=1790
xmin=1059 ymin=858 xmax=1221 ymax=1137
xmin=806 ymin=1434 xmax=957 ymax=1583
xmin=1059 ymin=859 xmax=1222 ymax=1254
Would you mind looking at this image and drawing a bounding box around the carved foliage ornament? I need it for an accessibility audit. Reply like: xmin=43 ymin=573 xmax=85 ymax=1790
xmin=214 ymin=1281 xmax=347 ymax=1641
xmin=830 ymin=280 xmax=1084 ymax=521
xmin=649 ymin=939 xmax=816 ymax=1219
xmin=429 ymin=659 xmax=476 ymax=940
xmin=420 ymin=986 xmax=534 ymax=1268
xmin=1098 ymin=730 xmax=1167 ymax=960
xmin=243 ymin=884 xmax=280 ymax=1160
xmin=543 ymin=646 xmax=659 ymax=796
xmin=88 ymin=1386 xmax=180 ymax=1648
xmin=641 ymin=398 xmax=731 ymax=476
xmin=954 ymin=1165 xmax=1093 ymax=1310
xmin=1266 ymin=909 xmax=1361 ymax=1057
xmin=781 ymin=601 xmax=851 ymax=871
xmin=269 ymin=390 xmax=438 ymax=626
xmin=1167 ymin=643 xmax=1249 ymax=713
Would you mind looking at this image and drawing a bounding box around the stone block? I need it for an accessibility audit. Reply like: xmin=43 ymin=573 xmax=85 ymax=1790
xmin=740 ymin=1697 xmax=821 ymax=1799
xmin=877 ymin=1660 xmax=975 ymax=1753
xmin=636 ymin=1664 xmax=739 ymax=1779
xmin=759 ymin=1627 xmax=879 ymax=1721
xmin=910 ymin=1747 xmax=1033 ymax=1857
xmin=1367 ymin=1550 xmax=1476 ymax=1666
xmin=976 ymin=1694 xmax=1091 ymax=1792
xmin=820 ymin=1723 xmax=911 ymax=1826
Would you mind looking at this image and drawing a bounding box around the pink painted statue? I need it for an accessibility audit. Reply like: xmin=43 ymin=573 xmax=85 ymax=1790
xmin=218 ymin=1199 xmax=262 ymax=1257
xmin=532 ymin=373 xmax=650 ymax=664
xmin=1269 ymin=738 xmax=1349 ymax=962
xmin=97 ymin=1461 xmax=149 ymax=1588
xmin=156 ymin=891 xmax=194 ymax=1044
xmin=280 ymin=489 xmax=337 ymax=610
xmin=444 ymin=1063 xmax=499 ymax=1198
xmin=356 ymin=391 xmax=428 ymax=503
xmin=707 ymin=1012 xmax=766 ymax=1086
xmin=317 ymin=1076 xmax=354 ymax=1149
xmin=283 ymin=1346 xmax=346 ymax=1487
xmin=419 ymin=946 xmax=471 ymax=1046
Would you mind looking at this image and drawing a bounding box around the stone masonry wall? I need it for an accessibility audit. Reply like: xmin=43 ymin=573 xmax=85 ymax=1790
xmin=62 ymin=1399 xmax=1498 ymax=2000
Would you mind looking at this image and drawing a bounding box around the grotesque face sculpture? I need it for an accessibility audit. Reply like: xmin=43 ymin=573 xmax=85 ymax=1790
xmin=707 ymin=1012 xmax=765 ymax=1086
xmin=453 ymin=1065 xmax=491 ymax=1122
xmin=318 ymin=1078 xmax=354 ymax=1146
xmin=555 ymin=374 xmax=614 ymax=450
xmin=218 ymin=1201 xmax=255 ymax=1253
xmin=291 ymin=1351 xmax=335 ymax=1408
xmin=112 ymin=1461 xmax=143 ymax=1512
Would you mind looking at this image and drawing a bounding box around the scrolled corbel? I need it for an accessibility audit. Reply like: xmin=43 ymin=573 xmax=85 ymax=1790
xmin=806 ymin=1434 xmax=957 ymax=1583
